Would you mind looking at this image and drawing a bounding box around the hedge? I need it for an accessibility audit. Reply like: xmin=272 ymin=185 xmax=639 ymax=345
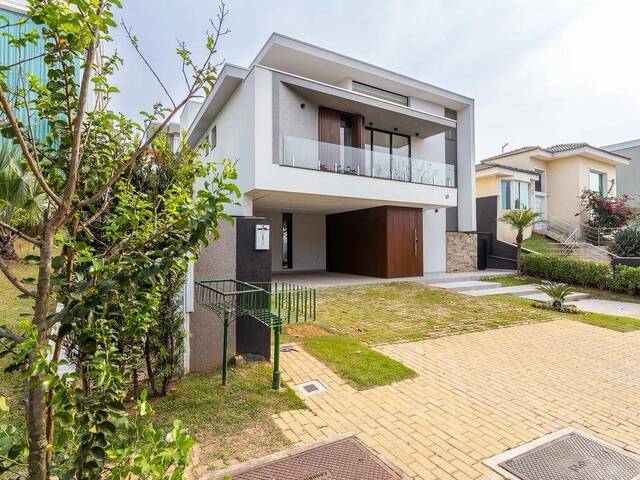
xmin=521 ymin=254 xmax=611 ymax=289
xmin=608 ymin=265 xmax=640 ymax=295
xmin=521 ymin=254 xmax=640 ymax=295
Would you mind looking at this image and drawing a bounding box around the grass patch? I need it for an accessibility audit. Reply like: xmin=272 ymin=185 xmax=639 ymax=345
xmin=152 ymin=362 xmax=306 ymax=468
xmin=300 ymin=335 xmax=415 ymax=390
xmin=0 ymin=241 xmax=39 ymax=430
xmin=522 ymin=233 xmax=558 ymax=255
xmin=482 ymin=275 xmax=541 ymax=287
xmin=493 ymin=295 xmax=640 ymax=333
xmin=309 ymin=282 xmax=560 ymax=345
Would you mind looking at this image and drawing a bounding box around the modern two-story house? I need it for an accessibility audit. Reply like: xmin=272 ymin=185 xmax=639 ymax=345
xmin=183 ymin=33 xmax=477 ymax=277
xmin=179 ymin=33 xmax=478 ymax=371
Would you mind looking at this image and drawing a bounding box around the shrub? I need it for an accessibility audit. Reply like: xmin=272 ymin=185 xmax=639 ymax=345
xmin=610 ymin=226 xmax=640 ymax=257
xmin=538 ymin=281 xmax=576 ymax=309
xmin=522 ymin=254 xmax=611 ymax=289
xmin=607 ymin=265 xmax=640 ymax=295
xmin=522 ymin=253 xmax=640 ymax=295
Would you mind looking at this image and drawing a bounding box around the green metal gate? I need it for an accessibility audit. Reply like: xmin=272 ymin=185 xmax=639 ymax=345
xmin=194 ymin=279 xmax=316 ymax=389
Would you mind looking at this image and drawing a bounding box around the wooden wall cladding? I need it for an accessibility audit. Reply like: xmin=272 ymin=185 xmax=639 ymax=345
xmin=326 ymin=206 xmax=423 ymax=278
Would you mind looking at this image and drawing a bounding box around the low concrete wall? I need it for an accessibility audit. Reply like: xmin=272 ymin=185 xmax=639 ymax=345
xmin=612 ymin=257 xmax=640 ymax=268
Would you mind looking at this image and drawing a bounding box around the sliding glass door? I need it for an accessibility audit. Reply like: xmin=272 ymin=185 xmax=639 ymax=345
xmin=365 ymin=128 xmax=411 ymax=181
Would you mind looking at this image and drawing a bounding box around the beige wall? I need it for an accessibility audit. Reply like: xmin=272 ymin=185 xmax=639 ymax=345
xmin=546 ymin=155 xmax=617 ymax=227
xmin=476 ymin=176 xmax=499 ymax=198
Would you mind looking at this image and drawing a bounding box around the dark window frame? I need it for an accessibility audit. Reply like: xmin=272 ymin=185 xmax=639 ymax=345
xmin=364 ymin=127 xmax=412 ymax=158
xmin=352 ymin=81 xmax=409 ymax=106
xmin=282 ymin=213 xmax=293 ymax=269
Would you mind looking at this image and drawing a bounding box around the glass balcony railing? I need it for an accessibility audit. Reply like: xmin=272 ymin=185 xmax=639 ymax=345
xmin=281 ymin=136 xmax=456 ymax=188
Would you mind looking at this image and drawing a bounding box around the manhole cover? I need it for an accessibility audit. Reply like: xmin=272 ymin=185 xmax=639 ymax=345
xmin=221 ymin=436 xmax=403 ymax=480
xmin=296 ymin=380 xmax=326 ymax=397
xmin=499 ymin=431 xmax=640 ymax=480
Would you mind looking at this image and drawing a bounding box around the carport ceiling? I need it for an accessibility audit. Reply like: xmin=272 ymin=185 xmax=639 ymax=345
xmin=252 ymin=190 xmax=439 ymax=215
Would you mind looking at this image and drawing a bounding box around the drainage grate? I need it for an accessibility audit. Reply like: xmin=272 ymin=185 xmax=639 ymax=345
xmin=224 ymin=436 xmax=402 ymax=480
xmin=296 ymin=380 xmax=326 ymax=397
xmin=499 ymin=431 xmax=640 ymax=480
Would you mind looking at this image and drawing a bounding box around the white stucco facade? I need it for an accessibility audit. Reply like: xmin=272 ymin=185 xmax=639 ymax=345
xmin=184 ymin=33 xmax=477 ymax=274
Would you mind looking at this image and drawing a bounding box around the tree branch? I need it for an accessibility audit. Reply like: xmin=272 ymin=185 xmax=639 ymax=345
xmin=0 ymin=256 xmax=36 ymax=298
xmin=0 ymin=89 xmax=63 ymax=206
xmin=0 ymin=220 xmax=42 ymax=246
xmin=52 ymin=3 xmax=103 ymax=228
xmin=122 ymin=21 xmax=176 ymax=108
xmin=0 ymin=326 xmax=24 ymax=344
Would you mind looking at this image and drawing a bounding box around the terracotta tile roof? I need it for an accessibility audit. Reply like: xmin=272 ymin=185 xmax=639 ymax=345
xmin=476 ymin=162 xmax=538 ymax=175
xmin=483 ymin=143 xmax=630 ymax=162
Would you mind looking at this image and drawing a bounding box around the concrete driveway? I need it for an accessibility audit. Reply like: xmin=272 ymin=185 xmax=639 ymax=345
xmin=274 ymin=320 xmax=640 ymax=479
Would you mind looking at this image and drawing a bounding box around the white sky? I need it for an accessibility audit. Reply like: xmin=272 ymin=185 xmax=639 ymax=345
xmin=110 ymin=0 xmax=640 ymax=160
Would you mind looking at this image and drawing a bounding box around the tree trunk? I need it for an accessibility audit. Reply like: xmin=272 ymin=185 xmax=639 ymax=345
xmin=144 ymin=337 xmax=158 ymax=397
xmin=27 ymin=225 xmax=54 ymax=480
xmin=0 ymin=232 xmax=18 ymax=260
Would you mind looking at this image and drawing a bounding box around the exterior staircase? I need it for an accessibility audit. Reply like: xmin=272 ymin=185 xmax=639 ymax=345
xmin=533 ymin=215 xmax=615 ymax=264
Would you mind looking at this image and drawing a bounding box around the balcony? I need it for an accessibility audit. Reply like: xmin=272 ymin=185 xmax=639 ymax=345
xmin=281 ymin=136 xmax=456 ymax=188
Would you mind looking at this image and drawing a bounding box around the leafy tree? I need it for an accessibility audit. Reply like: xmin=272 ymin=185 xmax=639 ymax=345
xmin=0 ymin=1 xmax=235 ymax=478
xmin=500 ymin=209 xmax=543 ymax=272
xmin=0 ymin=141 xmax=46 ymax=259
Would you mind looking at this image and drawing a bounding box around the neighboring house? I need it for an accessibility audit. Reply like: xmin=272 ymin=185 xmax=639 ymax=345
xmin=0 ymin=0 xmax=49 ymax=141
xmin=602 ymin=138 xmax=640 ymax=206
xmin=180 ymin=33 xmax=477 ymax=371
xmin=475 ymin=143 xmax=629 ymax=244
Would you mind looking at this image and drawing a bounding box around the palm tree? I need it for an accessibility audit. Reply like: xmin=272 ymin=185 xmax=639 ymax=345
xmin=500 ymin=209 xmax=543 ymax=272
xmin=0 ymin=142 xmax=46 ymax=259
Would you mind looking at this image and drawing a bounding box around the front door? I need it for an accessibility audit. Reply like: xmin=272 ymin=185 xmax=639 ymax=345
xmin=386 ymin=207 xmax=423 ymax=278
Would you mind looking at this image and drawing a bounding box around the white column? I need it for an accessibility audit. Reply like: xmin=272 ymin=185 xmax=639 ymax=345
xmin=423 ymin=208 xmax=447 ymax=273
xmin=456 ymin=104 xmax=477 ymax=231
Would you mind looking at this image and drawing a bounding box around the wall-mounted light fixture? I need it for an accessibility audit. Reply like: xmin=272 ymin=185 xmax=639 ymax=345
xmin=415 ymin=132 xmax=420 ymax=137
xmin=394 ymin=128 xmax=398 ymax=132
xmin=368 ymin=122 xmax=373 ymax=126
xmin=300 ymin=103 xmax=305 ymax=109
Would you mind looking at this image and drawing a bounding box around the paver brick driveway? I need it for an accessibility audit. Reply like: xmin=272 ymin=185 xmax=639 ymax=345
xmin=273 ymin=320 xmax=640 ymax=479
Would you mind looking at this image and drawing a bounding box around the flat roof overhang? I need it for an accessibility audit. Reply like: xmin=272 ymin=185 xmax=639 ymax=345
xmin=251 ymin=188 xmax=455 ymax=215
xmin=276 ymin=71 xmax=456 ymax=139
xmin=185 ymin=64 xmax=247 ymax=147
xmin=252 ymin=33 xmax=474 ymax=110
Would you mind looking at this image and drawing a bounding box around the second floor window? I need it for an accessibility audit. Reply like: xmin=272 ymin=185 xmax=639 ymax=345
xmin=589 ymin=170 xmax=606 ymax=195
xmin=501 ymin=180 xmax=530 ymax=210
xmin=534 ymin=169 xmax=545 ymax=192
xmin=352 ymin=81 xmax=408 ymax=106
xmin=209 ymin=126 xmax=217 ymax=150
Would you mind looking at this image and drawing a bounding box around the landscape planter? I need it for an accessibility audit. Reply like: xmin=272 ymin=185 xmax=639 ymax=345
xmin=611 ymin=257 xmax=640 ymax=268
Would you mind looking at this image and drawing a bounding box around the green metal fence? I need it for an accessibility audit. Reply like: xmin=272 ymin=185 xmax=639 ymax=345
xmin=194 ymin=279 xmax=316 ymax=389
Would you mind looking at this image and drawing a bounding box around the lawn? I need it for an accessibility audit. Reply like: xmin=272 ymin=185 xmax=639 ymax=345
xmin=522 ymin=233 xmax=558 ymax=254
xmin=494 ymin=294 xmax=640 ymax=333
xmin=298 ymin=335 xmax=415 ymax=389
xmin=306 ymin=282 xmax=558 ymax=345
xmin=152 ymin=362 xmax=306 ymax=469
xmin=0 ymin=241 xmax=39 ymax=430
